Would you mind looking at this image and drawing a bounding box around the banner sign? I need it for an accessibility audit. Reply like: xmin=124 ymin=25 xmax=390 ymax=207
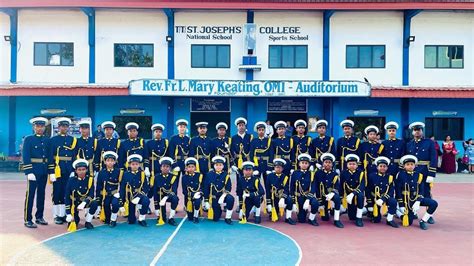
xmin=191 ymin=98 xmax=231 ymax=112
xmin=268 ymin=98 xmax=307 ymax=113
xmin=129 ymin=79 xmax=371 ymax=97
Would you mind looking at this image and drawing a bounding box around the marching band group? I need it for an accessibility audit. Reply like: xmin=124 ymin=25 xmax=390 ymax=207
xmin=22 ymin=116 xmax=438 ymax=231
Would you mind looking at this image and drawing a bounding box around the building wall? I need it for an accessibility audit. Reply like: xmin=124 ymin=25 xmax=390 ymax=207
xmin=330 ymin=12 xmax=403 ymax=86
xmin=16 ymin=9 xmax=89 ymax=83
xmin=95 ymin=10 xmax=168 ymax=84
xmin=174 ymin=11 xmax=246 ymax=80
xmin=0 ymin=97 xmax=10 ymax=155
xmin=410 ymin=11 xmax=474 ymax=86
xmin=253 ymin=11 xmax=323 ymax=81
xmin=0 ymin=13 xmax=11 ymax=83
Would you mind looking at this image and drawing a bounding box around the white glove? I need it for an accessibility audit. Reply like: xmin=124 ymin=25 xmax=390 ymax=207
xmin=316 ymin=163 xmax=322 ymax=170
xmin=49 ymin=174 xmax=56 ymax=182
xmin=95 ymin=206 xmax=101 ymax=216
xmin=77 ymin=202 xmax=86 ymax=210
xmin=368 ymin=207 xmax=374 ymax=212
xmin=144 ymin=167 xmax=151 ymax=177
xmin=69 ymin=171 xmax=75 ymax=178
xmin=346 ymin=193 xmax=355 ymax=205
xmin=204 ymin=202 xmax=210 ymax=211
xmin=290 ymin=169 xmax=295 ymax=175
xmin=193 ymin=192 xmax=202 ymax=199
xmin=159 ymin=196 xmax=168 ymax=206
xmin=309 ymin=165 xmax=314 ymax=172
xmin=426 ymin=176 xmax=434 ymax=183
xmin=218 ymin=193 xmax=227 ymax=205
xmin=302 ymin=199 xmax=310 ymax=210
xmin=132 ymin=197 xmax=140 ymax=205
xmin=173 ymin=166 xmax=180 ymax=173
xmin=266 ymin=170 xmax=272 ymax=175
xmin=376 ymin=199 xmax=384 ymax=206
xmin=266 ymin=204 xmax=272 ymax=213
xmin=325 ymin=192 xmax=335 ymax=201
xmin=27 ymin=173 xmax=36 ymax=181
xmin=336 ymin=169 xmax=341 ymax=175
xmin=318 ymin=205 xmax=325 ymax=212
xmin=242 ymin=192 xmax=250 ymax=199
xmin=66 ymin=214 xmax=73 ymax=222
xmin=253 ymin=170 xmax=259 ymax=176
xmin=399 ymin=207 xmax=406 ymax=214
xmin=231 ymin=165 xmax=239 ymax=173
xmin=114 ymin=192 xmax=120 ymax=199
xmin=292 ymin=204 xmax=298 ymax=213
xmin=119 ymin=207 xmax=126 ymax=213
xmin=278 ymin=198 xmax=285 ymax=208
xmin=412 ymin=201 xmax=421 ymax=214
xmin=94 ymin=171 xmax=99 ymax=180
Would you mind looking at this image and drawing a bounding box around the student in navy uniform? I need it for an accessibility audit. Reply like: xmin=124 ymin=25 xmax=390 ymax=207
xmin=203 ymin=156 xmax=234 ymax=225
xmin=381 ymin=122 xmax=405 ymax=177
xmin=95 ymin=121 xmax=120 ymax=171
xmin=181 ymin=157 xmax=203 ymax=223
xmin=95 ymin=151 xmax=122 ymax=227
xmin=145 ymin=123 xmax=169 ymax=184
xmin=65 ymin=159 xmax=99 ymax=230
xmin=189 ymin=122 xmax=212 ymax=177
xmin=310 ymin=120 xmax=336 ymax=167
xmin=48 ymin=117 xmax=77 ymax=225
xmin=367 ymin=156 xmax=399 ymax=228
xmin=291 ymin=153 xmax=320 ymax=226
xmin=250 ymin=121 xmax=273 ymax=183
xmin=212 ymin=122 xmax=235 ymax=174
xmin=153 ymin=157 xmax=179 ymax=226
xmin=169 ymin=119 xmax=190 ymax=176
xmin=74 ymin=120 xmax=97 ymax=177
xmin=359 ymin=125 xmax=384 ymax=179
xmin=314 ymin=153 xmax=344 ymax=228
xmin=231 ymin=117 xmax=253 ymax=171
xmin=120 ymin=154 xmax=150 ymax=227
xmin=396 ymin=155 xmax=438 ymax=230
xmin=406 ymin=122 xmax=437 ymax=206
xmin=265 ymin=158 xmax=295 ymax=225
xmin=336 ymin=119 xmax=360 ymax=172
xmin=291 ymin=120 xmax=312 ymax=170
xmin=237 ymin=161 xmax=265 ymax=224
xmin=118 ymin=122 xmax=148 ymax=174
xmin=271 ymin=121 xmax=294 ymax=176
xmin=23 ymin=117 xmax=50 ymax=228
xmin=340 ymin=154 xmax=365 ymax=227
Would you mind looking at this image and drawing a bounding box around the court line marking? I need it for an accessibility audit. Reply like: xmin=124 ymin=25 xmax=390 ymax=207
xmin=246 ymin=222 xmax=303 ymax=266
xmin=149 ymin=216 xmax=187 ymax=266
xmin=7 ymin=221 xmax=127 ymax=266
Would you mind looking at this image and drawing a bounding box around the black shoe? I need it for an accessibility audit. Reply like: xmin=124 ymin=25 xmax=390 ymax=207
xmin=285 ymin=218 xmax=296 ymax=225
xmin=138 ymin=220 xmax=148 ymax=227
xmin=355 ymin=218 xmax=364 ymax=227
xmin=193 ymin=217 xmax=199 ymax=224
xmin=110 ymin=221 xmax=117 ymax=228
xmin=427 ymin=217 xmax=435 ymax=224
xmin=54 ymin=217 xmax=64 ymax=225
xmin=128 ymin=221 xmax=136 ymax=225
xmin=35 ymin=218 xmax=48 ymax=225
xmin=225 ymin=218 xmax=233 ymax=225
xmin=61 ymin=216 xmax=67 ymax=222
xmin=386 ymin=220 xmax=399 ymax=228
xmin=321 ymin=216 xmax=330 ymax=222
xmin=104 ymin=221 xmax=110 ymax=225
xmin=334 ymin=220 xmax=344 ymax=228
xmin=85 ymin=222 xmax=94 ymax=229
xmin=254 ymin=216 xmax=261 ymax=224
xmin=25 ymin=221 xmax=37 ymax=228
xmin=308 ymin=219 xmax=319 ymax=226
xmin=367 ymin=212 xmax=373 ymax=219
xmin=168 ymin=218 xmax=177 ymax=226
xmin=419 ymin=221 xmax=428 ymax=230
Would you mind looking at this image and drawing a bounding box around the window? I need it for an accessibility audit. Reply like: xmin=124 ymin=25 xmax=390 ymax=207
xmin=191 ymin=45 xmax=230 ymax=68
xmin=34 ymin=42 xmax=74 ymax=66
xmin=346 ymin=45 xmax=385 ymax=68
xmin=347 ymin=116 xmax=386 ymax=140
xmin=269 ymin=45 xmax=308 ymax=68
xmin=425 ymin=118 xmax=464 ymax=140
xmin=425 ymin=45 xmax=464 ymax=68
xmin=113 ymin=116 xmax=152 ymax=139
xmin=114 ymin=44 xmax=154 ymax=67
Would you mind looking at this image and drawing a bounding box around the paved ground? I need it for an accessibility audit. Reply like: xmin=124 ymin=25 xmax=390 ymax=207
xmin=1 ymin=172 xmax=473 ymax=265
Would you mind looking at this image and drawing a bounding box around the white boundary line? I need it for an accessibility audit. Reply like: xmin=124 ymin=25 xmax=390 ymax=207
xmin=149 ymin=216 xmax=187 ymax=266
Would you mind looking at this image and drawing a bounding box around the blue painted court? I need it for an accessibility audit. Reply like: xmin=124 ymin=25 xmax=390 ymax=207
xmin=25 ymin=218 xmax=300 ymax=265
